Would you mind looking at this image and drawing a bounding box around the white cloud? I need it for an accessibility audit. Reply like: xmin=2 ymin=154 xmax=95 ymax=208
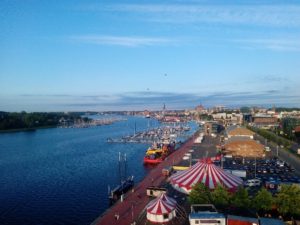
xmin=233 ymin=38 xmax=300 ymax=51
xmin=91 ymin=3 xmax=300 ymax=27
xmin=70 ymin=35 xmax=176 ymax=47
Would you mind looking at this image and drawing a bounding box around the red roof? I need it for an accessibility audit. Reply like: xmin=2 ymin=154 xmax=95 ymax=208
xmin=295 ymin=126 xmax=300 ymax=133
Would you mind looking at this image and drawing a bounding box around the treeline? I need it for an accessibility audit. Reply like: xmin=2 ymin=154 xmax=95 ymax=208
xmin=0 ymin=111 xmax=87 ymax=131
xmin=247 ymin=126 xmax=292 ymax=148
xmin=274 ymin=107 xmax=300 ymax=112
xmin=189 ymin=183 xmax=300 ymax=218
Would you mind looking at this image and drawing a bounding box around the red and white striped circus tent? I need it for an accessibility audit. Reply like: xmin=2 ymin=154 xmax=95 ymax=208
xmin=146 ymin=193 xmax=177 ymax=223
xmin=170 ymin=161 xmax=243 ymax=194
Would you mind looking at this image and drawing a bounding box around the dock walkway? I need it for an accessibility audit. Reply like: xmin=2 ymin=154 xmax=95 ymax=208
xmin=91 ymin=134 xmax=196 ymax=225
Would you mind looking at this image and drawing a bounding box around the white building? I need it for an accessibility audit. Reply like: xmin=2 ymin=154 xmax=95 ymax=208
xmin=189 ymin=204 xmax=226 ymax=225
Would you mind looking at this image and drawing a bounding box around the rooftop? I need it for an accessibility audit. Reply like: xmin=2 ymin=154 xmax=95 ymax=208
xmin=224 ymin=139 xmax=264 ymax=157
xmin=228 ymin=127 xmax=255 ymax=136
xmin=260 ymin=218 xmax=285 ymax=225
xmin=189 ymin=213 xmax=225 ymax=219
xmin=227 ymin=215 xmax=259 ymax=223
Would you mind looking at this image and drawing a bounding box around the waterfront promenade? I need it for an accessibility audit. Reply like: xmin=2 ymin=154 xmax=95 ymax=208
xmin=91 ymin=134 xmax=197 ymax=225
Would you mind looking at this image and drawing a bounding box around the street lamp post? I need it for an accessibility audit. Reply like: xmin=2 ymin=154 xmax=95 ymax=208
xmin=254 ymin=157 xmax=257 ymax=178
xmin=131 ymin=203 xmax=134 ymax=223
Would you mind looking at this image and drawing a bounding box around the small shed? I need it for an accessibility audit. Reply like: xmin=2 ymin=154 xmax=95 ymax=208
xmin=146 ymin=186 xmax=167 ymax=197
xmin=227 ymin=215 xmax=259 ymax=225
xmin=146 ymin=193 xmax=177 ymax=223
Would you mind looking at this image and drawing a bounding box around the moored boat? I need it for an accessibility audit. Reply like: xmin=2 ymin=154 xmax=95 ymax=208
xmin=143 ymin=154 xmax=164 ymax=164
xmin=143 ymin=142 xmax=175 ymax=165
xmin=109 ymin=176 xmax=134 ymax=202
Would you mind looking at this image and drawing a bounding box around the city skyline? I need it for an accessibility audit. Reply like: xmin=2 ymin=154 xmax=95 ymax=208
xmin=1 ymin=0 xmax=300 ymax=111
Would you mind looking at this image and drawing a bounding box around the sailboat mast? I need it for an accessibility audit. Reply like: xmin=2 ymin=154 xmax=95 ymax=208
xmin=124 ymin=153 xmax=127 ymax=179
xmin=134 ymin=122 xmax=136 ymax=136
xmin=118 ymin=152 xmax=122 ymax=183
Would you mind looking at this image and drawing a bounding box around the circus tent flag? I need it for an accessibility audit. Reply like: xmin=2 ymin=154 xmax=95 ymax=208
xmin=170 ymin=161 xmax=243 ymax=194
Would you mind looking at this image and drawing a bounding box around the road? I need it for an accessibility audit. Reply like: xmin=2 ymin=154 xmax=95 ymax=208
xmin=255 ymin=134 xmax=300 ymax=176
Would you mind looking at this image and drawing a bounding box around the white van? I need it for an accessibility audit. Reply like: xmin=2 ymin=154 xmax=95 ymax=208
xmin=244 ymin=179 xmax=261 ymax=187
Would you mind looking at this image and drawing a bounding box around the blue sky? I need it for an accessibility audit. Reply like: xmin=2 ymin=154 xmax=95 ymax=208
xmin=1 ymin=0 xmax=300 ymax=111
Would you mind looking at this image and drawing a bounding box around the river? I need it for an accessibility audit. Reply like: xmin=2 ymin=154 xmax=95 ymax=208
xmin=0 ymin=115 xmax=197 ymax=225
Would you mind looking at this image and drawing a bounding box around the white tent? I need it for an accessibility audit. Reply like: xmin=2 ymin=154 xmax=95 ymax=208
xmin=146 ymin=193 xmax=177 ymax=223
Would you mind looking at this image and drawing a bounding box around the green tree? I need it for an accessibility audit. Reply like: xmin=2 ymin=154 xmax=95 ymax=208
xmin=211 ymin=185 xmax=231 ymax=209
xmin=240 ymin=107 xmax=251 ymax=113
xmin=252 ymin=188 xmax=273 ymax=212
xmin=188 ymin=183 xmax=211 ymax=205
xmin=276 ymin=184 xmax=300 ymax=216
xmin=231 ymin=187 xmax=250 ymax=209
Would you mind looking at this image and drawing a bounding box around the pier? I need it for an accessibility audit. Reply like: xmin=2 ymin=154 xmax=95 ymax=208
xmin=91 ymin=133 xmax=197 ymax=225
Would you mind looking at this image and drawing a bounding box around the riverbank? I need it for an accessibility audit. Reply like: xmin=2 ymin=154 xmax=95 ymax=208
xmin=91 ymin=131 xmax=198 ymax=225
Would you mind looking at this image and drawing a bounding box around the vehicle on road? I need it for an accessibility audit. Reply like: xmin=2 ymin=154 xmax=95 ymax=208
xmin=244 ymin=179 xmax=261 ymax=187
xmin=265 ymin=146 xmax=271 ymax=152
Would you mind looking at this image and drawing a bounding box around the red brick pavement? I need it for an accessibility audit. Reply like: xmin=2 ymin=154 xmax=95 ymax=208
xmin=92 ymin=135 xmax=196 ymax=225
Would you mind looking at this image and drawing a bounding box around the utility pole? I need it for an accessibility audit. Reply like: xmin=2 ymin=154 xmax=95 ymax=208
xmin=131 ymin=203 xmax=134 ymax=222
xmin=276 ymin=145 xmax=279 ymax=157
xmin=254 ymin=157 xmax=257 ymax=178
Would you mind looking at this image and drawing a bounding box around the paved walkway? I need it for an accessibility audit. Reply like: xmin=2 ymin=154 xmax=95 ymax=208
xmin=91 ymin=135 xmax=196 ymax=225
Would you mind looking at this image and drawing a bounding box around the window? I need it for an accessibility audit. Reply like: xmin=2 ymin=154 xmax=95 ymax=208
xmin=195 ymin=220 xmax=200 ymax=224
xmin=163 ymin=214 xmax=168 ymax=219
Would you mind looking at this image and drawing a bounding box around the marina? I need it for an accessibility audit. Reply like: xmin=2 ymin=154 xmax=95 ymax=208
xmin=107 ymin=124 xmax=192 ymax=144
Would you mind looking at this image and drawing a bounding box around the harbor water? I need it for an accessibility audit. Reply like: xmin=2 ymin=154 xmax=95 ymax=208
xmin=0 ymin=116 xmax=197 ymax=225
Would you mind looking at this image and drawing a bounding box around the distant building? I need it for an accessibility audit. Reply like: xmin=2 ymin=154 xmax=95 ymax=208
xmin=212 ymin=113 xmax=243 ymax=126
xmin=243 ymin=114 xmax=252 ymax=123
xmin=252 ymin=114 xmax=278 ymax=129
xmin=143 ymin=110 xmax=150 ymax=118
xmin=204 ymin=122 xmax=223 ymax=136
xmin=212 ymin=113 xmax=227 ymax=120
xmin=195 ymin=105 xmax=206 ymax=113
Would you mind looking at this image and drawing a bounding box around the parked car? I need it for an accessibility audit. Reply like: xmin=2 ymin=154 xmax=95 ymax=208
xmin=244 ymin=179 xmax=261 ymax=187
xmin=265 ymin=146 xmax=271 ymax=152
xmin=276 ymin=160 xmax=284 ymax=167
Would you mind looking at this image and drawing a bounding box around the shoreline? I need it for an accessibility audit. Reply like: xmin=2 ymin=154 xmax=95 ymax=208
xmin=0 ymin=126 xmax=57 ymax=133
